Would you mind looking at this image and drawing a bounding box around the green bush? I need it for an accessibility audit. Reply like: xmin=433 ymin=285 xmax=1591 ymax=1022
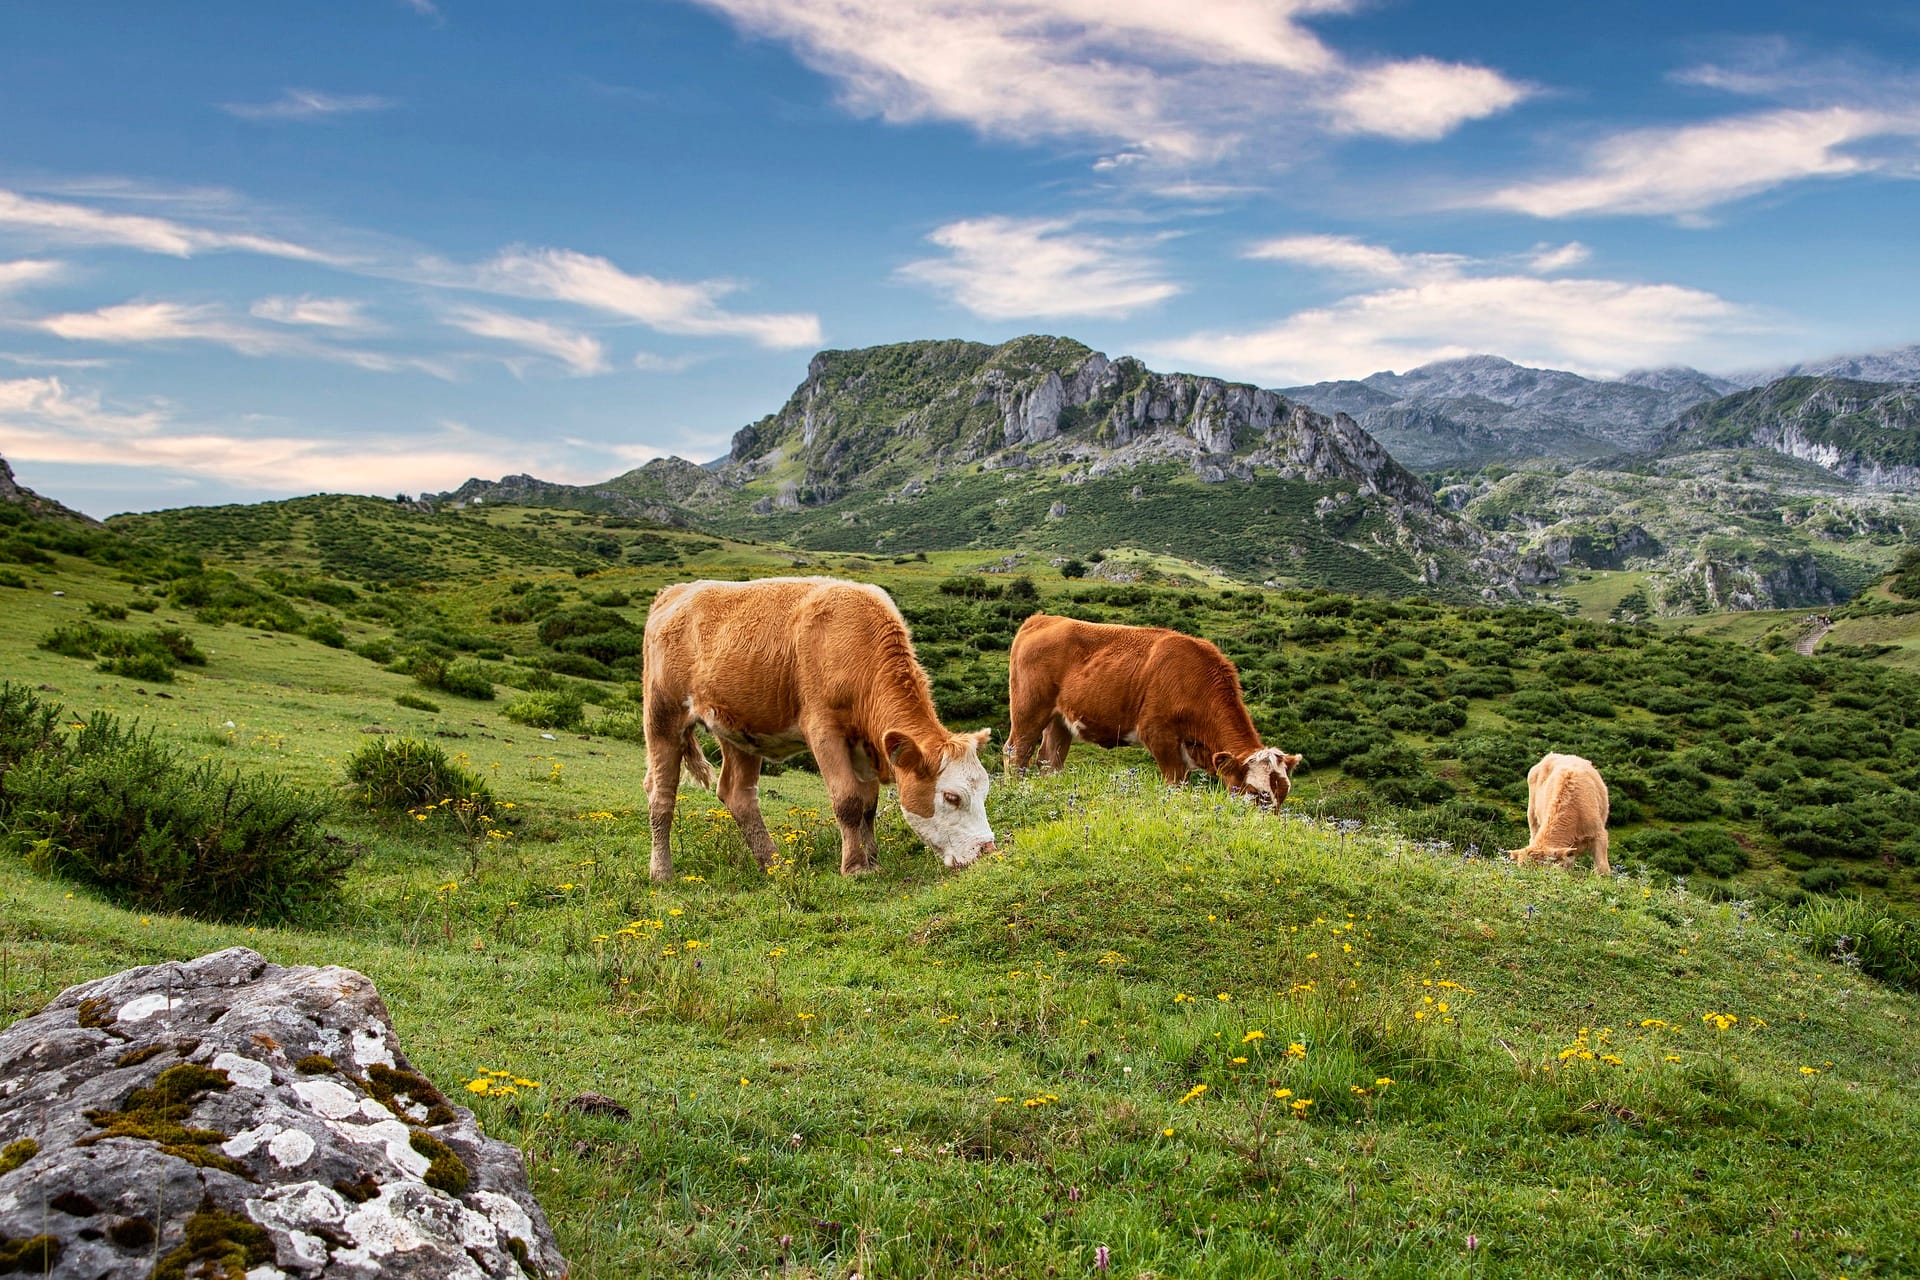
xmin=588 ymin=588 xmax=631 ymax=607
xmin=344 ymin=738 xmax=494 ymax=812
xmin=503 ymin=690 xmax=586 ymax=731
xmin=100 ymin=651 xmax=176 ymax=683
xmin=0 ymin=569 xmax=27 ymax=588
xmin=1788 ymin=896 xmax=1920 ymax=990
xmin=87 ymin=600 xmax=129 ymax=620
xmin=395 ymin=693 xmax=442 ymax=713
xmin=411 ymin=654 xmax=495 ymax=701
xmin=306 ymin=619 xmax=348 ymax=648
xmin=0 ymin=685 xmax=349 ymax=921
xmin=39 ymin=622 xmax=204 ymax=679
xmin=354 ymin=638 xmax=396 ymax=664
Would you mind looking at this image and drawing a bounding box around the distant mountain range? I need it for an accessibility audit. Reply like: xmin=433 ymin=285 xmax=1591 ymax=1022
xmin=1741 ymin=342 xmax=1920 ymax=387
xmin=1280 ymin=356 xmax=1743 ymax=469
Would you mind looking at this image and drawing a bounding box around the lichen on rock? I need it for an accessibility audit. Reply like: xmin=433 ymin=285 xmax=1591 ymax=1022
xmin=0 ymin=946 xmax=567 ymax=1278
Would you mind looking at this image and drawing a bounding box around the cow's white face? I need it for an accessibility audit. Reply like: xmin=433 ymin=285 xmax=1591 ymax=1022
xmin=897 ymin=730 xmax=997 ymax=868
xmin=1217 ymin=747 xmax=1304 ymax=810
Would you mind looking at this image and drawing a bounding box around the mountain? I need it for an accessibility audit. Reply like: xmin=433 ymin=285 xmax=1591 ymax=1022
xmin=1661 ymin=377 xmax=1920 ymax=488
xmin=437 ymin=335 xmax=1518 ymax=598
xmin=0 ymin=454 xmax=97 ymax=524
xmin=1282 ymin=355 xmax=1740 ymax=469
xmin=1739 ymin=343 xmax=1920 ymax=387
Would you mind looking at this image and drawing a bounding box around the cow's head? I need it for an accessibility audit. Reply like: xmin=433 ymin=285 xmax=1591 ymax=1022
xmin=887 ymin=728 xmax=996 ymax=868
xmin=1213 ymin=747 xmax=1304 ymax=810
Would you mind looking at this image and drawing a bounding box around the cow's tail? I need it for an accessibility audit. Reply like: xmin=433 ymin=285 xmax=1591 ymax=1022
xmin=679 ymin=724 xmax=717 ymax=790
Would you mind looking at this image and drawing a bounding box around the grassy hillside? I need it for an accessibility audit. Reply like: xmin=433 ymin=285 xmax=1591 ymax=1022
xmin=5 ymin=503 xmax=1920 ymax=1275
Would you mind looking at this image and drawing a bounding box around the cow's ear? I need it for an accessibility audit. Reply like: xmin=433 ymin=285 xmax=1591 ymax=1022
xmin=1284 ymin=752 xmax=1304 ymax=770
xmin=968 ymin=727 xmax=992 ymax=749
xmin=883 ymin=729 xmax=924 ymax=774
xmin=1212 ymin=751 xmax=1246 ymax=783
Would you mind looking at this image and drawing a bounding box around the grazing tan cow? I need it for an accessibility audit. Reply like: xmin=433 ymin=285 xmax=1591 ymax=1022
xmin=642 ymin=576 xmax=995 ymax=880
xmin=1006 ymin=613 xmax=1303 ymax=807
xmin=1510 ymin=752 xmax=1611 ymax=875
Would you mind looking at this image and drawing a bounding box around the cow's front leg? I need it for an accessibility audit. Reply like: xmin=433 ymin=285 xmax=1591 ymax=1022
xmin=810 ymin=732 xmax=878 ymax=875
xmin=643 ymin=701 xmax=687 ymax=883
xmin=1142 ymin=729 xmax=1191 ymax=786
xmin=716 ymin=743 xmax=779 ymax=871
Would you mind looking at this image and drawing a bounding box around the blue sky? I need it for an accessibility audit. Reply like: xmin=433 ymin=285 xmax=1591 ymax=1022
xmin=2 ymin=0 xmax=1916 ymax=516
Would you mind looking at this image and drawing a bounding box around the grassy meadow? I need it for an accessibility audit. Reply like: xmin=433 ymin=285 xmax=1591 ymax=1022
xmin=3 ymin=498 xmax=1920 ymax=1276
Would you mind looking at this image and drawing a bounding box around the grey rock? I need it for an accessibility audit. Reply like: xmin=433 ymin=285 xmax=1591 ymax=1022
xmin=0 ymin=946 xmax=566 ymax=1278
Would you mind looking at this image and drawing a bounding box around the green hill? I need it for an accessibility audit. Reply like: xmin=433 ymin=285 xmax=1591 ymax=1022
xmin=5 ymin=489 xmax=1920 ymax=1275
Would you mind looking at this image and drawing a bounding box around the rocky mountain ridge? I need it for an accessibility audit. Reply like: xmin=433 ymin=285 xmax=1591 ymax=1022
xmin=0 ymin=455 xmax=97 ymax=524
xmin=1661 ymin=377 xmax=1920 ymax=488
xmin=1281 ymin=355 xmax=1743 ymax=469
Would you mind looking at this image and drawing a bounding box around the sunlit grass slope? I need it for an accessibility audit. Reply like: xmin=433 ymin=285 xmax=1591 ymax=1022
xmin=5 ymin=766 xmax=1917 ymax=1278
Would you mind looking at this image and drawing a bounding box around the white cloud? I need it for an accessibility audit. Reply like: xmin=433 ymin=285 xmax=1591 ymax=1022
xmin=1481 ymin=106 xmax=1915 ymax=218
xmin=460 ymin=247 xmax=821 ymax=348
xmin=1525 ymin=241 xmax=1591 ymax=273
xmin=0 ymin=259 xmax=63 ymax=294
xmin=222 ymin=89 xmax=398 ymax=122
xmin=632 ymin=350 xmax=700 ymax=373
xmin=1329 ymin=58 xmax=1530 ymax=141
xmin=686 ymin=0 xmax=1526 ymax=159
xmin=33 ymin=300 xmax=455 ymax=378
xmin=0 ymin=376 xmax=573 ymax=495
xmin=1156 ymin=234 xmax=1759 ymax=381
xmin=0 ymin=186 xmax=333 ymax=261
xmin=1244 ymin=234 xmax=1464 ymax=282
xmin=897 ymin=215 xmax=1179 ymax=319
xmin=250 ymin=295 xmax=374 ymax=329
xmin=443 ymin=306 xmax=608 ymax=375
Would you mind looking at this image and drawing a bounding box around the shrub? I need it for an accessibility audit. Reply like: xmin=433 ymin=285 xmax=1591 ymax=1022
xmin=589 ymin=589 xmax=631 ymax=608
xmin=593 ymin=708 xmax=648 ymax=742
xmin=126 ymin=595 xmax=161 ymax=613
xmin=395 ymin=693 xmax=441 ymax=713
xmin=1788 ymin=896 xmax=1920 ymax=990
xmin=88 ymin=601 xmax=129 ymax=620
xmin=344 ymin=738 xmax=494 ymax=812
xmin=503 ymin=690 xmax=586 ymax=731
xmin=0 ymin=685 xmax=348 ymax=921
xmin=413 ymin=656 xmax=495 ymax=701
xmin=354 ymin=638 xmax=396 ymax=665
xmin=1060 ymin=559 xmax=1088 ymax=579
xmin=306 ymin=619 xmax=348 ymax=648
xmin=99 ymin=651 xmax=176 ymax=683
xmin=0 ymin=569 xmax=27 ymax=588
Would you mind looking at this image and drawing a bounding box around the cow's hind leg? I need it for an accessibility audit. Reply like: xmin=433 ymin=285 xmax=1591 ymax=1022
xmin=644 ymin=699 xmax=688 ymax=883
xmin=1589 ymin=829 xmax=1611 ymax=878
xmin=716 ymin=742 xmax=779 ymax=871
xmin=1039 ymin=716 xmax=1072 ymax=771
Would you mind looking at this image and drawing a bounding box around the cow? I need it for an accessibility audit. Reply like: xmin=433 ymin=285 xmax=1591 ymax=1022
xmin=641 ymin=576 xmax=995 ymax=881
xmin=1509 ymin=752 xmax=1611 ymax=875
xmin=1005 ymin=613 xmax=1302 ymax=808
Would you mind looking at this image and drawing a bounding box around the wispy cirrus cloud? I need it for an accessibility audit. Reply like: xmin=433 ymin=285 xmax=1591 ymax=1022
xmin=1155 ymin=234 xmax=1761 ymax=381
xmin=897 ymin=215 xmax=1179 ymax=319
xmin=0 ymin=186 xmax=336 ymax=261
xmin=0 ymin=258 xmax=64 ymax=294
xmin=1479 ymin=106 xmax=1919 ymax=219
xmin=453 ymin=247 xmax=822 ymax=348
xmin=685 ymin=0 xmax=1528 ymax=162
xmin=221 ymin=89 xmax=398 ymax=122
xmin=33 ymin=300 xmax=455 ymax=378
xmin=250 ymin=295 xmax=375 ymax=330
xmin=443 ymin=306 xmax=609 ymax=375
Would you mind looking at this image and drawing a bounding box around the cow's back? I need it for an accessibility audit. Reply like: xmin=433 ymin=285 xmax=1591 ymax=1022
xmin=645 ymin=576 xmax=912 ymax=731
xmin=1531 ymin=753 xmax=1608 ymax=843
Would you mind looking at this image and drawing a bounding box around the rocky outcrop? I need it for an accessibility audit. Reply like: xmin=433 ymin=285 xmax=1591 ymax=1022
xmin=0 ymin=454 xmax=97 ymax=524
xmin=1662 ymin=378 xmax=1920 ymax=489
xmin=0 ymin=947 xmax=566 ymax=1279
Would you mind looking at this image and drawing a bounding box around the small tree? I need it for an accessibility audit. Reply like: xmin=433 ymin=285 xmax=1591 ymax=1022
xmin=1060 ymin=559 xmax=1088 ymax=580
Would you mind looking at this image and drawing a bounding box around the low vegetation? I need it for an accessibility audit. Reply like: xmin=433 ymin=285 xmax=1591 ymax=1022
xmin=3 ymin=489 xmax=1918 ymax=1274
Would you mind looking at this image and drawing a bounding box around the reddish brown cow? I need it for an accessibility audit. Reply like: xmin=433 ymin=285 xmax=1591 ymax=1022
xmin=642 ymin=576 xmax=995 ymax=881
xmin=1006 ymin=613 xmax=1302 ymax=806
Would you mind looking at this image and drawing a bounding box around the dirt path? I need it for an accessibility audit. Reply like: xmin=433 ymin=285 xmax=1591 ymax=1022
xmin=1795 ymin=617 xmax=1834 ymax=656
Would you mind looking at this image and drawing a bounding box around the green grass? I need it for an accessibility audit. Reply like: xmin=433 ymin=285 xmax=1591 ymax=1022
xmin=5 ymin=497 xmax=1920 ymax=1275
xmin=6 ymin=763 xmax=1919 ymax=1277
